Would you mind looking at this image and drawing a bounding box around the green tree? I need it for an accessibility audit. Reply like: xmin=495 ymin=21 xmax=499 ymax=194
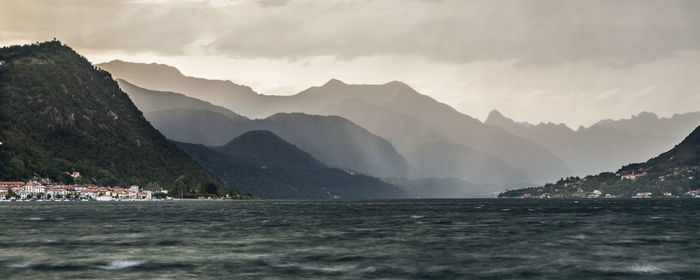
xmin=145 ymin=181 xmax=161 ymax=192
xmin=174 ymin=175 xmax=190 ymax=198
xmin=199 ymin=182 xmax=218 ymax=195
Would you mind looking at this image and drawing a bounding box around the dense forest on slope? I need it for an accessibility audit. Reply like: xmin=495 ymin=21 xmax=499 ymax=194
xmin=0 ymin=41 xmax=220 ymax=189
xmin=175 ymin=131 xmax=408 ymax=199
xmin=500 ymin=125 xmax=700 ymax=198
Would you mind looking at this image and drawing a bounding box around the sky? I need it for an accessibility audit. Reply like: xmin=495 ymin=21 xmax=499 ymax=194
xmin=2 ymin=0 xmax=700 ymax=127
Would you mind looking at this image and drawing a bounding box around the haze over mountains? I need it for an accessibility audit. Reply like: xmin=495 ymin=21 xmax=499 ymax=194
xmin=486 ymin=110 xmax=700 ymax=176
xmin=118 ymin=80 xmax=410 ymax=179
xmin=1 ymin=41 xmax=697 ymax=199
xmin=99 ymin=60 xmax=573 ymax=187
xmin=100 ymin=59 xmax=700 ymax=194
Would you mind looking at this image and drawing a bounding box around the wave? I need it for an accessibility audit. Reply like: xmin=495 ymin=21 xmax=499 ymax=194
xmin=626 ymin=264 xmax=667 ymax=274
xmin=96 ymin=260 xmax=146 ymax=270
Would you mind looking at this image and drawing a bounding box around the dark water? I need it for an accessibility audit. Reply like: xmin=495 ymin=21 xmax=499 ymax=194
xmin=1 ymin=199 xmax=700 ymax=279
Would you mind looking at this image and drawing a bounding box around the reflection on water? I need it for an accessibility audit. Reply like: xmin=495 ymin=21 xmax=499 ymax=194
xmin=1 ymin=199 xmax=700 ymax=279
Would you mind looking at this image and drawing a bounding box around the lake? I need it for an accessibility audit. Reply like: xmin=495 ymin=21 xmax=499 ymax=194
xmin=1 ymin=199 xmax=699 ymax=279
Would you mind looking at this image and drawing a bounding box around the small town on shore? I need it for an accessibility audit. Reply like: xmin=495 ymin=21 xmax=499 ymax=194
xmin=0 ymin=180 xmax=170 ymax=201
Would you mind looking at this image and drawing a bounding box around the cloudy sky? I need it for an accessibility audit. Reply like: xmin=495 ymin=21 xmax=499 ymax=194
xmin=3 ymin=0 xmax=700 ymax=127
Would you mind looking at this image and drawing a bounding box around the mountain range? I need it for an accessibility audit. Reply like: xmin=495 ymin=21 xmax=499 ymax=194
xmin=117 ymin=80 xmax=410 ymax=178
xmin=486 ymin=110 xmax=700 ymax=176
xmin=100 ymin=60 xmax=572 ymax=185
xmin=2 ymin=42 xmax=697 ymax=199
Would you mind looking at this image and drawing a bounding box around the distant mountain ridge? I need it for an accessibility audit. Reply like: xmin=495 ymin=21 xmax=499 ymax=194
xmin=485 ymin=109 xmax=700 ymax=176
xmin=100 ymin=60 xmax=571 ymax=185
xmin=116 ymin=82 xmax=411 ymax=178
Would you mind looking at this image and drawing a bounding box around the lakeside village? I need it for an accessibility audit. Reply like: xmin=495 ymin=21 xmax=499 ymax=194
xmin=0 ymin=180 xmax=164 ymax=201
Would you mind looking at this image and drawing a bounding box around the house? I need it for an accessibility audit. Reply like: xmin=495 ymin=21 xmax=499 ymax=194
xmin=138 ymin=191 xmax=152 ymax=200
xmin=0 ymin=182 xmax=24 ymax=188
xmin=621 ymin=172 xmax=647 ymax=180
xmin=632 ymin=192 xmax=652 ymax=198
xmin=685 ymin=189 xmax=700 ymax=198
xmin=23 ymin=183 xmax=45 ymax=194
xmin=0 ymin=60 xmax=5 ymax=66
xmin=587 ymin=190 xmax=602 ymax=198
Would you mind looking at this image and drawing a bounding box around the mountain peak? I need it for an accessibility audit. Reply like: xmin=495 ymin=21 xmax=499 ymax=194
xmin=485 ymin=109 xmax=516 ymax=126
xmin=219 ymin=130 xmax=325 ymax=169
xmin=632 ymin=111 xmax=659 ymax=120
xmin=323 ymin=78 xmax=347 ymax=87
xmin=384 ymin=80 xmax=408 ymax=87
xmin=486 ymin=109 xmax=506 ymax=121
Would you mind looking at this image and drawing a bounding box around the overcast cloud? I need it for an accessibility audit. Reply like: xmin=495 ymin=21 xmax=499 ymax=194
xmin=2 ymin=0 xmax=699 ymax=126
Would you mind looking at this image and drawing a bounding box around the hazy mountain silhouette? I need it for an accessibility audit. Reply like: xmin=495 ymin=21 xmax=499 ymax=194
xmin=114 ymin=81 xmax=411 ymax=178
xmin=101 ymin=60 xmax=571 ymax=184
xmin=144 ymin=109 xmax=242 ymax=146
xmin=214 ymin=130 xmax=324 ymax=169
xmin=117 ymin=79 xmax=249 ymax=122
xmin=98 ymin=60 xmax=278 ymax=117
xmin=293 ymin=80 xmax=571 ymax=185
xmin=238 ymin=113 xmax=412 ymax=178
xmin=486 ymin=109 xmax=700 ymax=176
xmin=594 ymin=111 xmax=700 ymax=140
xmin=174 ymin=131 xmax=408 ymax=199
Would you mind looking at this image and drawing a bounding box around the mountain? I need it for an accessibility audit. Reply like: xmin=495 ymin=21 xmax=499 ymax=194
xmin=499 ymin=125 xmax=700 ymax=198
xmin=282 ymin=79 xmax=571 ymax=184
xmin=114 ymin=80 xmax=247 ymax=146
xmin=238 ymin=113 xmax=412 ymax=178
xmin=143 ymin=109 xmax=242 ymax=147
xmin=594 ymin=111 xmax=700 ymax=140
xmin=174 ymin=131 xmax=408 ymax=199
xmin=113 ymin=81 xmax=412 ymax=178
xmin=97 ymin=60 xmax=272 ymax=117
xmin=485 ymin=110 xmax=700 ymax=176
xmin=100 ymin=61 xmax=571 ymax=184
xmin=0 ymin=41 xmax=220 ymax=188
xmin=213 ymin=130 xmax=324 ymax=169
xmin=117 ymin=79 xmax=248 ymax=122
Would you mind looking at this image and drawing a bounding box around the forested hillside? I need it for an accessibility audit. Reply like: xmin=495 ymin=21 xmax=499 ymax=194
xmin=0 ymin=41 xmax=220 ymax=188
